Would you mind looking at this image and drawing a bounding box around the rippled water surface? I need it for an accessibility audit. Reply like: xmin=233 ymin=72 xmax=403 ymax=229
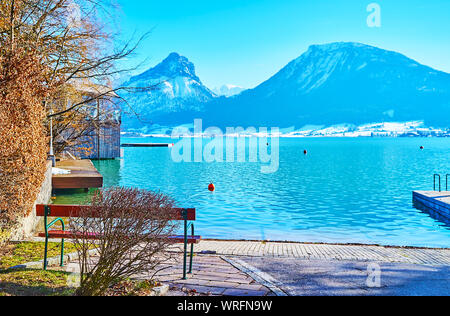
xmin=55 ymin=137 xmax=450 ymax=248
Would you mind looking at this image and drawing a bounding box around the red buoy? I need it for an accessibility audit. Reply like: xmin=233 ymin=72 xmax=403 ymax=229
xmin=304 ymin=150 xmax=308 ymax=155
xmin=208 ymin=183 xmax=215 ymax=192
xmin=420 ymin=146 xmax=424 ymax=150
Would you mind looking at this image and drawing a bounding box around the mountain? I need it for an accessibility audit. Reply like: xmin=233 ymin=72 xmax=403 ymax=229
xmin=120 ymin=52 xmax=215 ymax=129
xmin=213 ymin=84 xmax=245 ymax=97
xmin=121 ymin=43 xmax=450 ymax=132
xmin=203 ymin=42 xmax=450 ymax=128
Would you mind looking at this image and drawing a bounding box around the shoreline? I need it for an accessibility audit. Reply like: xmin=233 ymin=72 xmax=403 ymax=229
xmin=23 ymin=237 xmax=450 ymax=251
xmin=121 ymin=134 xmax=450 ymax=139
xmin=200 ymin=238 xmax=450 ymax=250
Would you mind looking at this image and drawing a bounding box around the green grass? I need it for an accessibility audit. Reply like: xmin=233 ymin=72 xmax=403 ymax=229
xmin=0 ymin=242 xmax=163 ymax=296
xmin=0 ymin=269 xmax=75 ymax=296
xmin=0 ymin=242 xmax=79 ymax=296
xmin=0 ymin=242 xmax=78 ymax=270
xmin=0 ymin=242 xmax=156 ymax=296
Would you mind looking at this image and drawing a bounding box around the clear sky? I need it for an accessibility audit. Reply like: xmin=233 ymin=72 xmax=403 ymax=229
xmin=114 ymin=0 xmax=450 ymax=90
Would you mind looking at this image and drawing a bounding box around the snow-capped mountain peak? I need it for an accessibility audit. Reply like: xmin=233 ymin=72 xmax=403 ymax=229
xmin=120 ymin=53 xmax=215 ymax=128
xmin=131 ymin=52 xmax=200 ymax=82
xmin=205 ymin=41 xmax=450 ymax=128
xmin=213 ymin=84 xmax=245 ymax=97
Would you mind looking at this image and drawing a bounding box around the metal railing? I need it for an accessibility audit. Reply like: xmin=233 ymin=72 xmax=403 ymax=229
xmin=434 ymin=174 xmax=441 ymax=192
xmin=433 ymin=174 xmax=450 ymax=192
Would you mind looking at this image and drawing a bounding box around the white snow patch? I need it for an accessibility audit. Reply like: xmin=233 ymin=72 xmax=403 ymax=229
xmin=52 ymin=168 xmax=71 ymax=175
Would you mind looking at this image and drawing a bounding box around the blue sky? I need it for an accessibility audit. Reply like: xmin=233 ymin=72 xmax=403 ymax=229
xmin=115 ymin=0 xmax=450 ymax=89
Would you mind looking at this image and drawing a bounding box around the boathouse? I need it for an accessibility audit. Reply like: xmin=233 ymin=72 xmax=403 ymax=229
xmin=58 ymin=84 xmax=122 ymax=160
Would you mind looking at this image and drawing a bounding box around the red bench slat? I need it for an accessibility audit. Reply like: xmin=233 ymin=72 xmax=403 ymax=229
xmin=167 ymin=235 xmax=202 ymax=244
xmin=38 ymin=231 xmax=201 ymax=244
xmin=36 ymin=205 xmax=196 ymax=220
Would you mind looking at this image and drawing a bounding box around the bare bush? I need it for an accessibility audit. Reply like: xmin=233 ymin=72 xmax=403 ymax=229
xmin=70 ymin=187 xmax=179 ymax=296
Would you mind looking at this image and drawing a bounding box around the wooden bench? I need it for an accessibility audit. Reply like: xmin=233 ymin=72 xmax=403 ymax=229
xmin=36 ymin=204 xmax=201 ymax=279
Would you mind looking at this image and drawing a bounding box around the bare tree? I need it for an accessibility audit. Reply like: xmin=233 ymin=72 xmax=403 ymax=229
xmin=1 ymin=0 xmax=158 ymax=154
xmin=69 ymin=187 xmax=180 ymax=297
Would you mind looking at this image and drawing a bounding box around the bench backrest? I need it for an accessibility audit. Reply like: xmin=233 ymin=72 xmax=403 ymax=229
xmin=36 ymin=205 xmax=196 ymax=221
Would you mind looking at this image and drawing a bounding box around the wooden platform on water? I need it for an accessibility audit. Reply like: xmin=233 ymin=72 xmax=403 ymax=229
xmin=121 ymin=143 xmax=174 ymax=148
xmin=52 ymin=160 xmax=103 ymax=189
xmin=413 ymin=191 xmax=450 ymax=220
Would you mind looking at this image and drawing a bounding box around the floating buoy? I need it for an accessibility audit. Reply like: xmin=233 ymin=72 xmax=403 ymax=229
xmin=208 ymin=183 xmax=215 ymax=192
xmin=420 ymin=146 xmax=424 ymax=150
xmin=304 ymin=150 xmax=308 ymax=155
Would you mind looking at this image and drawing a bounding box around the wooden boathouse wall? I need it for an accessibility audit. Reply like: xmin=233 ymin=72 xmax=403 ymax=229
xmin=78 ymin=122 xmax=121 ymax=159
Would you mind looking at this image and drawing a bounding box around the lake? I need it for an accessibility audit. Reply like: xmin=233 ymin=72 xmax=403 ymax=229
xmin=55 ymin=137 xmax=450 ymax=248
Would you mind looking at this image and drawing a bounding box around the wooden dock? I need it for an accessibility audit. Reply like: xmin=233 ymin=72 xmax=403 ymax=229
xmin=52 ymin=160 xmax=103 ymax=189
xmin=121 ymin=143 xmax=174 ymax=148
xmin=413 ymin=191 xmax=450 ymax=220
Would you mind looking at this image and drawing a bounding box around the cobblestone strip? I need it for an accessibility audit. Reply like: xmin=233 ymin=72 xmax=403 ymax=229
xmin=192 ymin=240 xmax=450 ymax=266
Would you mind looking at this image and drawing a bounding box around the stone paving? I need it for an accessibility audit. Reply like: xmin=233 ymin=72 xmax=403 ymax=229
xmin=150 ymin=255 xmax=274 ymax=296
xmin=35 ymin=238 xmax=450 ymax=296
xmin=186 ymin=240 xmax=450 ymax=266
xmin=62 ymin=253 xmax=274 ymax=296
xmin=32 ymin=237 xmax=450 ymax=266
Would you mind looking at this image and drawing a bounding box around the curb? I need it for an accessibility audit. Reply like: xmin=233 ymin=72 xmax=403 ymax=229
xmin=151 ymin=284 xmax=169 ymax=296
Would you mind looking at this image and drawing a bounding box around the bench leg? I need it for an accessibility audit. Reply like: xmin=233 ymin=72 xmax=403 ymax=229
xmin=43 ymin=236 xmax=49 ymax=270
xmin=183 ymin=219 xmax=188 ymax=280
xmin=60 ymin=238 xmax=65 ymax=267
xmin=188 ymin=224 xmax=194 ymax=274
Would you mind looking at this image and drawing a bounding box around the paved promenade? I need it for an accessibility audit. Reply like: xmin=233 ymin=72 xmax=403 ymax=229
xmin=47 ymin=239 xmax=450 ymax=296
xmin=187 ymin=240 xmax=450 ymax=266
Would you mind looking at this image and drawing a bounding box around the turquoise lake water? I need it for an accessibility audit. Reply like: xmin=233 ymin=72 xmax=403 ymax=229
xmin=55 ymin=137 xmax=450 ymax=248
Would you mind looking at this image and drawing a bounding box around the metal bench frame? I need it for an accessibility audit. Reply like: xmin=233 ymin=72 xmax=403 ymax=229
xmin=38 ymin=205 xmax=199 ymax=279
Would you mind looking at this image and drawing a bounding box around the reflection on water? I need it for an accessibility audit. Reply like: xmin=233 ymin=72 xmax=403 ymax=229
xmin=413 ymin=201 xmax=450 ymax=228
xmin=54 ymin=137 xmax=450 ymax=248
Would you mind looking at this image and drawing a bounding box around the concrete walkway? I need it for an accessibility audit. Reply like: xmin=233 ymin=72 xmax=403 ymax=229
xmin=234 ymin=256 xmax=450 ymax=296
xmin=189 ymin=240 xmax=450 ymax=266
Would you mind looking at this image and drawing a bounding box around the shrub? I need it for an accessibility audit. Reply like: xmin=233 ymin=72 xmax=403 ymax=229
xmin=70 ymin=187 xmax=179 ymax=296
xmin=0 ymin=46 xmax=49 ymax=243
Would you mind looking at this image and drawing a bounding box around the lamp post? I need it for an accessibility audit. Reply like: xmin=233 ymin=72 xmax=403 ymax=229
xmin=49 ymin=106 xmax=56 ymax=167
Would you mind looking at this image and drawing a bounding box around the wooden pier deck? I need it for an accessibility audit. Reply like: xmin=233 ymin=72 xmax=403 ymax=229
xmin=52 ymin=160 xmax=103 ymax=189
xmin=413 ymin=191 xmax=450 ymax=220
xmin=121 ymin=143 xmax=174 ymax=148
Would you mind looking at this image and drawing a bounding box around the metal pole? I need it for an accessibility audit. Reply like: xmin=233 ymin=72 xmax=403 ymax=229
xmin=183 ymin=209 xmax=188 ymax=280
xmin=49 ymin=106 xmax=56 ymax=167
xmin=189 ymin=224 xmax=194 ymax=274
xmin=43 ymin=206 xmax=49 ymax=270
xmin=97 ymin=99 xmax=100 ymax=160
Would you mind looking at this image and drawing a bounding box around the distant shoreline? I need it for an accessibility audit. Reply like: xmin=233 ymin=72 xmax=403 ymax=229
xmin=121 ymin=120 xmax=450 ymax=138
xmin=121 ymin=133 xmax=450 ymax=139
